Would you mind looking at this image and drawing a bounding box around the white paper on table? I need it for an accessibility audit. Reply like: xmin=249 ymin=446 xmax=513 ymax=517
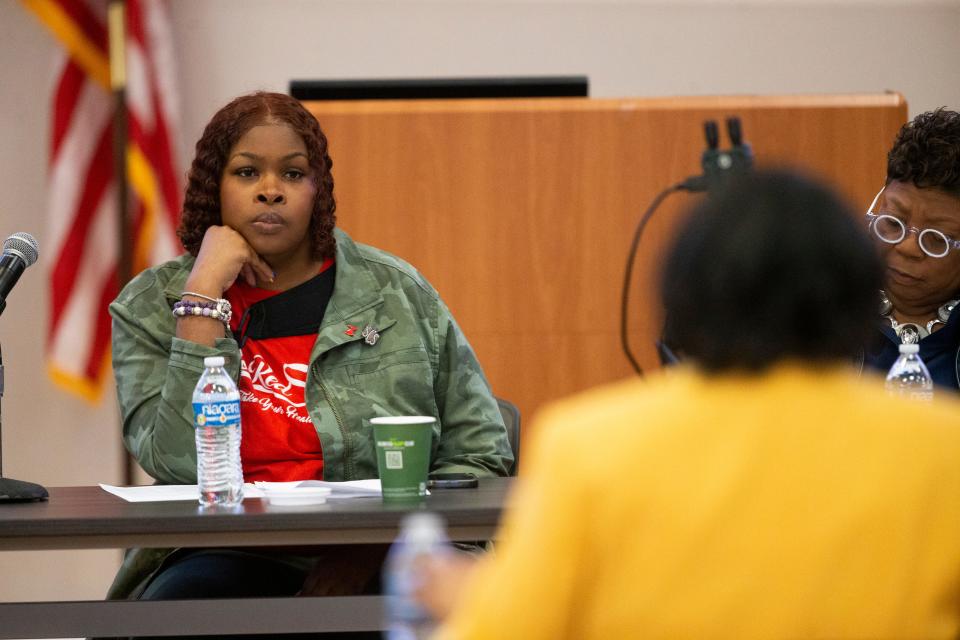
xmin=255 ymin=479 xmax=382 ymax=499
xmin=99 ymin=483 xmax=265 ymax=502
xmin=100 ymin=480 xmax=382 ymax=502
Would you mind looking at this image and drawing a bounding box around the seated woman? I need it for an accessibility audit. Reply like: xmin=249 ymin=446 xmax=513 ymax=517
xmin=419 ymin=170 xmax=960 ymax=639
xmin=863 ymin=108 xmax=960 ymax=389
xmin=107 ymin=92 xmax=512 ymax=609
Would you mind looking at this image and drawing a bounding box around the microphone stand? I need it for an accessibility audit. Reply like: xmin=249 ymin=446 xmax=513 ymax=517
xmin=0 ymin=339 xmax=49 ymax=502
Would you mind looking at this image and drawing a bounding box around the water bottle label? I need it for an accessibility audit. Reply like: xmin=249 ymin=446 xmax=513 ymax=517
xmin=193 ymin=401 xmax=241 ymax=428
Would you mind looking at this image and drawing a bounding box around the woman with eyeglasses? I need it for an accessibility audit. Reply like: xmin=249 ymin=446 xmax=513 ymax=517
xmin=863 ymin=107 xmax=960 ymax=390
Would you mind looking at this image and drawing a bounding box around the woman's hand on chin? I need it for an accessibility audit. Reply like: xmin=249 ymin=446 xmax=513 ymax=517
xmin=186 ymin=225 xmax=275 ymax=295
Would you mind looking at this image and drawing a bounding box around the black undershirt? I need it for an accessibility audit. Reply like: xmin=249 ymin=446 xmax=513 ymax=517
xmin=233 ymin=265 xmax=336 ymax=347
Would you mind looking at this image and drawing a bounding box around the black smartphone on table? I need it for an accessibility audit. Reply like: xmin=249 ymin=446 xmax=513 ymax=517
xmin=427 ymin=473 xmax=479 ymax=489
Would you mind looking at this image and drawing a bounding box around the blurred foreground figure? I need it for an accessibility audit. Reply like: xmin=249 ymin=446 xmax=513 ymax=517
xmin=423 ymin=170 xmax=960 ymax=640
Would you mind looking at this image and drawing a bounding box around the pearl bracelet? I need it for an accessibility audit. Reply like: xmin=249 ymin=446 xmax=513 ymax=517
xmin=172 ymin=298 xmax=232 ymax=326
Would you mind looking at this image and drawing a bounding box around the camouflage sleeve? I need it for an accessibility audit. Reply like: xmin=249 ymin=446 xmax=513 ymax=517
xmin=432 ymin=299 xmax=514 ymax=478
xmin=109 ymin=275 xmax=240 ymax=485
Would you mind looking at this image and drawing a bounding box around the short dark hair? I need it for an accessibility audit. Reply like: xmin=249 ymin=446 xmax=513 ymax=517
xmin=177 ymin=91 xmax=337 ymax=259
xmin=887 ymin=107 xmax=960 ymax=197
xmin=661 ymin=169 xmax=883 ymax=374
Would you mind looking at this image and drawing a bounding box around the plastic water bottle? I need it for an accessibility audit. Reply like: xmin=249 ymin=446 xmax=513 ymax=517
xmin=885 ymin=343 xmax=934 ymax=402
xmin=193 ymin=356 xmax=243 ymax=507
xmin=383 ymin=512 xmax=450 ymax=639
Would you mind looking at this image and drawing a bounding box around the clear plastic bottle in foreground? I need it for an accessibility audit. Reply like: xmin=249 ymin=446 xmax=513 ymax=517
xmin=193 ymin=356 xmax=244 ymax=507
xmin=885 ymin=343 xmax=934 ymax=402
xmin=383 ymin=512 xmax=451 ymax=640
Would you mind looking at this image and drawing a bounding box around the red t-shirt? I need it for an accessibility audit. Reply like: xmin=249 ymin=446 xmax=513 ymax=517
xmin=225 ymin=260 xmax=334 ymax=482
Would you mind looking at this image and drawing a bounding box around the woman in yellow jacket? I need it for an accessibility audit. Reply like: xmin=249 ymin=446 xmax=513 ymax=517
xmin=422 ymin=169 xmax=960 ymax=640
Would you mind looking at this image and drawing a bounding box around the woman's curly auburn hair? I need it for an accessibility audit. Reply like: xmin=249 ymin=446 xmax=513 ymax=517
xmin=887 ymin=107 xmax=960 ymax=198
xmin=177 ymin=91 xmax=337 ymax=259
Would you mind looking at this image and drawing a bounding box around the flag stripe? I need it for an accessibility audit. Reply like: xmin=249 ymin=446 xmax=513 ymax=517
xmin=142 ymin=0 xmax=181 ymax=151
xmin=128 ymin=110 xmax=179 ymax=227
xmin=141 ymin=0 xmax=182 ymax=235
xmin=51 ymin=60 xmax=85 ymax=158
xmin=46 ymin=80 xmax=113 ymax=272
xmin=127 ymin=144 xmax=159 ymax=273
xmin=147 ymin=93 xmax=181 ymax=227
xmin=49 ymin=187 xmax=118 ymax=400
xmin=45 ymin=0 xmax=109 ymax=52
xmin=124 ymin=0 xmax=147 ymax=47
xmin=22 ymin=0 xmax=110 ymax=90
xmin=86 ymin=265 xmax=120 ymax=382
xmin=49 ymin=120 xmax=113 ymax=336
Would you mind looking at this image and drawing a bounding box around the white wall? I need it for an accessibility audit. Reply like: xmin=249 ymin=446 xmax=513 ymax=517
xmin=0 ymin=0 xmax=958 ymax=608
xmin=167 ymin=0 xmax=960 ymax=159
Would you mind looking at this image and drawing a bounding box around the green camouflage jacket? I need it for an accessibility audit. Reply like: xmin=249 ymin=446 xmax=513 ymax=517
xmin=106 ymin=228 xmax=512 ymax=598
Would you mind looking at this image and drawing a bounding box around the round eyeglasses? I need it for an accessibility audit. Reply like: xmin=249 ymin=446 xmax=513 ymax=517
xmin=865 ymin=187 xmax=960 ymax=259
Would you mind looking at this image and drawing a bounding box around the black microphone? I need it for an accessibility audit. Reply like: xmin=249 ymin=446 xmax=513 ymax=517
xmin=679 ymin=117 xmax=754 ymax=193
xmin=0 ymin=232 xmax=39 ymax=318
xmin=0 ymin=231 xmax=47 ymax=502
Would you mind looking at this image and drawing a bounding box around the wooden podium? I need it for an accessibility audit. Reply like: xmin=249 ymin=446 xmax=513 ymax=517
xmin=305 ymin=93 xmax=907 ymax=442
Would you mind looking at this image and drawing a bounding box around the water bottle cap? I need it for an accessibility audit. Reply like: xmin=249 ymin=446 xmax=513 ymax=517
xmin=898 ymin=343 xmax=920 ymax=354
xmin=203 ymin=356 xmax=226 ymax=368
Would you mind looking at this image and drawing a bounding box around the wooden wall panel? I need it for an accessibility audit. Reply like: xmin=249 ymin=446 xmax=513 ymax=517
xmin=306 ymin=94 xmax=907 ymax=437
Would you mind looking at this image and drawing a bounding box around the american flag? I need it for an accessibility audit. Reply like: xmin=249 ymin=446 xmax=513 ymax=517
xmin=22 ymin=0 xmax=181 ymax=401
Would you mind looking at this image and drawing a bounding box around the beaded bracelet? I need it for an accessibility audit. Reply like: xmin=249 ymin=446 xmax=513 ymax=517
xmin=172 ymin=298 xmax=232 ymax=326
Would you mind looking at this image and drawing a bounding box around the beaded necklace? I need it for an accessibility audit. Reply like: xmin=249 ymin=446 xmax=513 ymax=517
xmin=879 ymin=290 xmax=958 ymax=344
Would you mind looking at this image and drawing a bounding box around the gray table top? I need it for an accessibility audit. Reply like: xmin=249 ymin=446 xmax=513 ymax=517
xmin=0 ymin=477 xmax=513 ymax=550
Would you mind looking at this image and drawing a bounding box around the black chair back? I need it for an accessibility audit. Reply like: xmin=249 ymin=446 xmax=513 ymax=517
xmin=495 ymin=396 xmax=521 ymax=476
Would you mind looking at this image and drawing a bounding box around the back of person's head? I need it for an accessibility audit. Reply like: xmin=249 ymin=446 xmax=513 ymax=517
xmin=177 ymin=91 xmax=336 ymax=259
xmin=887 ymin=107 xmax=960 ymax=197
xmin=661 ymin=169 xmax=883 ymax=374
